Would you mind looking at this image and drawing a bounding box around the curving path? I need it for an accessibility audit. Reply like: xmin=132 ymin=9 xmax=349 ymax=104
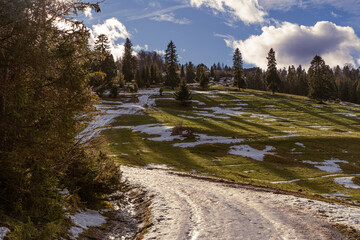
xmin=122 ymin=166 xmax=360 ymax=240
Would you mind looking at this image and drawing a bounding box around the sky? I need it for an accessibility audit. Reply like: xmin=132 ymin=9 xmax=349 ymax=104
xmin=81 ymin=0 xmax=360 ymax=69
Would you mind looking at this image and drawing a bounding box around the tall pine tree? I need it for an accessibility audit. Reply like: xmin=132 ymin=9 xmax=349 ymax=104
xmin=122 ymin=38 xmax=136 ymax=82
xmin=233 ymin=48 xmax=246 ymax=90
xmin=164 ymin=41 xmax=180 ymax=89
xmin=265 ymin=48 xmax=281 ymax=94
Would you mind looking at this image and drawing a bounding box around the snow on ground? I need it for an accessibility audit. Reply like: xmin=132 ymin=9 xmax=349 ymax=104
xmin=0 ymin=227 xmax=10 ymax=240
xmin=177 ymin=114 xmax=201 ymax=119
xmin=193 ymin=111 xmax=230 ymax=119
xmin=334 ymin=177 xmax=360 ymax=189
xmin=303 ymin=158 xmax=348 ymax=173
xmin=333 ymin=112 xmax=358 ymax=118
xmin=122 ymin=166 xmax=359 ymax=239
xmin=114 ymin=124 xmax=185 ymax=142
xmin=190 ymin=100 xmax=206 ymax=105
xmin=77 ymin=89 xmax=159 ymax=143
xmin=173 ymin=134 xmax=244 ymax=148
xmin=228 ymin=145 xmax=276 ymax=161
xmin=69 ymin=209 xmax=107 ymax=239
xmin=295 ymin=142 xmax=306 ymax=148
xmin=114 ymin=124 xmax=244 ymax=148
xmin=146 ymin=164 xmax=174 ymax=170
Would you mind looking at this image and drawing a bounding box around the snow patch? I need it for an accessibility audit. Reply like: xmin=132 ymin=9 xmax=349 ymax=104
xmin=173 ymin=134 xmax=244 ymax=148
xmin=146 ymin=164 xmax=174 ymax=170
xmin=334 ymin=177 xmax=360 ymax=189
xmin=0 ymin=227 xmax=10 ymax=240
xmin=228 ymin=145 xmax=276 ymax=161
xmin=333 ymin=112 xmax=358 ymax=118
xmin=69 ymin=209 xmax=107 ymax=238
xmin=303 ymin=158 xmax=348 ymax=173
xmin=77 ymin=89 xmax=159 ymax=143
xmin=295 ymin=142 xmax=305 ymax=148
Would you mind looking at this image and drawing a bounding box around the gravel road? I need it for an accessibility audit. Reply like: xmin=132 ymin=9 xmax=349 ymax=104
xmin=122 ymin=166 xmax=360 ymax=240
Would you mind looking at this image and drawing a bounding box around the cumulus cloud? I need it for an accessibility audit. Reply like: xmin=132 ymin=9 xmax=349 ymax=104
xmin=189 ymin=0 xmax=267 ymax=24
xmin=150 ymin=13 xmax=191 ymax=24
xmin=92 ymin=18 xmax=130 ymax=42
xmin=89 ymin=18 xmax=133 ymax=61
xmin=224 ymin=21 xmax=360 ymax=69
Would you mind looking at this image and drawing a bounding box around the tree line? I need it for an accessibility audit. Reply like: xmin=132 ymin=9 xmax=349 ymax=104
xmin=93 ymin=34 xmax=360 ymax=104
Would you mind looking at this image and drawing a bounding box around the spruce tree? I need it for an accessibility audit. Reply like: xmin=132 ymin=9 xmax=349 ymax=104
xmin=174 ymin=80 xmax=192 ymax=106
xmin=308 ymin=55 xmax=337 ymax=102
xmin=180 ymin=65 xmax=185 ymax=80
xmin=199 ymin=68 xmax=209 ymax=90
xmin=164 ymin=41 xmax=180 ymax=89
xmin=265 ymin=48 xmax=281 ymax=94
xmin=122 ymin=38 xmax=136 ymax=82
xmin=233 ymin=48 xmax=246 ymax=90
xmin=186 ymin=62 xmax=196 ymax=83
xmin=92 ymin=34 xmax=117 ymax=96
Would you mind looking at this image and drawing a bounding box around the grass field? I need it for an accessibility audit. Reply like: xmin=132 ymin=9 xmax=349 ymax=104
xmin=99 ymin=86 xmax=360 ymax=201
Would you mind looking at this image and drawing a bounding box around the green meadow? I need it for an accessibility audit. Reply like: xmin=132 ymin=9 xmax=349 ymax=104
xmin=100 ymin=87 xmax=360 ymax=201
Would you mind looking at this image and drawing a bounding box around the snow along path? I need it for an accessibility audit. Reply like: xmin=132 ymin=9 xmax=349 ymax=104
xmin=121 ymin=166 xmax=360 ymax=240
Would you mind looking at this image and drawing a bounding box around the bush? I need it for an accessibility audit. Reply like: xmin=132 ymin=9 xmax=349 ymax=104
xmin=171 ymin=122 xmax=195 ymax=139
xmin=61 ymin=147 xmax=123 ymax=207
xmin=174 ymin=80 xmax=192 ymax=106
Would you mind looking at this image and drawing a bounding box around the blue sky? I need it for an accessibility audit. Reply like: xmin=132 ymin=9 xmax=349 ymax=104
xmin=82 ymin=0 xmax=360 ymax=69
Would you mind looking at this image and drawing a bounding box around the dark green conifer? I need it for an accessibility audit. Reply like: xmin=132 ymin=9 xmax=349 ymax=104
xmin=265 ymin=48 xmax=281 ymax=94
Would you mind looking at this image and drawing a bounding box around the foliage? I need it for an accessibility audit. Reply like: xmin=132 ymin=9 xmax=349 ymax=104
xmin=308 ymin=55 xmax=337 ymax=102
xmin=164 ymin=41 xmax=180 ymax=89
xmin=91 ymin=34 xmax=117 ymax=96
xmin=110 ymin=72 xmax=125 ymax=98
xmin=0 ymin=0 xmax=122 ymax=236
xmin=265 ymin=48 xmax=281 ymax=94
xmin=185 ymin=62 xmax=196 ymax=83
xmin=122 ymin=38 xmax=137 ymax=82
xmin=199 ymin=68 xmax=210 ymax=90
xmin=233 ymin=48 xmax=246 ymax=90
xmin=61 ymin=147 xmax=123 ymax=207
xmin=174 ymin=80 xmax=192 ymax=106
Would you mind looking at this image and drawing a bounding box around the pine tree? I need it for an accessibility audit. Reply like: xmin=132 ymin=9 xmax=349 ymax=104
xmin=180 ymin=65 xmax=185 ymax=80
xmin=186 ymin=62 xmax=196 ymax=83
xmin=164 ymin=41 xmax=180 ymax=89
xmin=233 ymin=48 xmax=246 ymax=90
xmin=199 ymin=68 xmax=209 ymax=90
xmin=308 ymin=55 xmax=337 ymax=102
xmin=122 ymin=38 xmax=136 ymax=82
xmin=174 ymin=80 xmax=192 ymax=106
xmin=92 ymin=34 xmax=117 ymax=96
xmin=265 ymin=48 xmax=281 ymax=94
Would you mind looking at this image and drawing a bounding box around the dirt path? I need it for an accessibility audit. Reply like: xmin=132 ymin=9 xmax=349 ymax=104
xmin=122 ymin=166 xmax=360 ymax=240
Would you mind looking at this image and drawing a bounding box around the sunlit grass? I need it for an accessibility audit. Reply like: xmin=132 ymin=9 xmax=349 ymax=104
xmin=100 ymin=88 xmax=360 ymax=201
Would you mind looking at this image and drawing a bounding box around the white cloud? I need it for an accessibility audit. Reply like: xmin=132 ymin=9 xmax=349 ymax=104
xmin=331 ymin=11 xmax=338 ymax=18
xmin=92 ymin=18 xmax=130 ymax=42
xmin=83 ymin=6 xmax=92 ymax=18
xmin=189 ymin=0 xmax=267 ymax=24
xmin=224 ymin=21 xmax=360 ymax=69
xmin=155 ymin=49 xmax=166 ymax=55
xmin=149 ymin=1 xmax=161 ymax=8
xmin=89 ymin=18 xmax=132 ymax=61
xmin=133 ymin=44 xmax=149 ymax=52
xmin=150 ymin=13 xmax=191 ymax=24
